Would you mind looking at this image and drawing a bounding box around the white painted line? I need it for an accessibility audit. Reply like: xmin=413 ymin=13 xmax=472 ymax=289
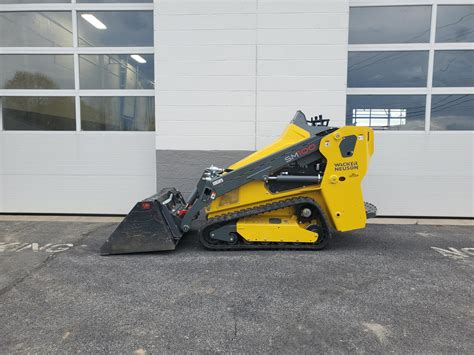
xmin=0 ymin=242 xmax=74 ymax=253
xmin=431 ymin=247 xmax=474 ymax=259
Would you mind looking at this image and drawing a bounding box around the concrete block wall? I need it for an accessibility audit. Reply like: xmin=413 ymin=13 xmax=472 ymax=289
xmin=155 ymin=0 xmax=258 ymax=151
xmin=155 ymin=0 xmax=349 ymax=194
xmin=155 ymin=0 xmax=349 ymax=151
xmin=156 ymin=150 xmax=252 ymax=196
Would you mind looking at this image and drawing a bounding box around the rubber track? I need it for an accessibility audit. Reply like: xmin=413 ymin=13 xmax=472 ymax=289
xmin=364 ymin=202 xmax=377 ymax=219
xmin=199 ymin=197 xmax=331 ymax=250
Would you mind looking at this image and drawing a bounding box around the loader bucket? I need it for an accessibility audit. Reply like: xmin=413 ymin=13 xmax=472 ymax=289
xmin=100 ymin=188 xmax=187 ymax=255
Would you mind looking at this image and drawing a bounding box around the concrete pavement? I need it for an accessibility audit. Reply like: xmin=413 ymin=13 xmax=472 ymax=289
xmin=0 ymin=219 xmax=473 ymax=353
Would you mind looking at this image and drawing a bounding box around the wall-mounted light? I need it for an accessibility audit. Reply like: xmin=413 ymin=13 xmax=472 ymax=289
xmin=131 ymin=54 xmax=147 ymax=64
xmin=81 ymin=14 xmax=107 ymax=30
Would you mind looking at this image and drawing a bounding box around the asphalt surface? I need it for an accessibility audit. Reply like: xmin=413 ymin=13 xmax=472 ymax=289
xmin=0 ymin=219 xmax=473 ymax=353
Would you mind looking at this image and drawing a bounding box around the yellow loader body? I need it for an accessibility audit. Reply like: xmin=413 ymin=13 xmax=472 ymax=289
xmin=207 ymin=123 xmax=374 ymax=243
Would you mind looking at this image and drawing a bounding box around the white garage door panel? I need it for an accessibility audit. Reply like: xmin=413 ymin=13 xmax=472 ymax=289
xmin=0 ymin=133 xmax=156 ymax=214
xmin=2 ymin=134 xmax=77 ymax=175
xmin=2 ymin=175 xmax=155 ymax=214
xmin=363 ymin=175 xmax=473 ymax=217
xmin=370 ymin=132 xmax=474 ymax=176
xmin=1 ymin=133 xmax=156 ymax=176
xmin=364 ymin=133 xmax=474 ymax=217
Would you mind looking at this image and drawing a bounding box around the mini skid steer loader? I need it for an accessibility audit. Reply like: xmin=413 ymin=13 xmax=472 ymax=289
xmin=101 ymin=111 xmax=376 ymax=255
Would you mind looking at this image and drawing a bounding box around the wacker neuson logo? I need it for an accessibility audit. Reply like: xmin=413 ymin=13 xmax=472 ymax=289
xmin=334 ymin=161 xmax=359 ymax=171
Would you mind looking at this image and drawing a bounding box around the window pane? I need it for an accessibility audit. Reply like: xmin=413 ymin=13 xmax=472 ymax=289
xmin=81 ymin=96 xmax=155 ymax=131
xmin=77 ymin=11 xmax=153 ymax=47
xmin=430 ymin=95 xmax=474 ymax=131
xmin=79 ymin=54 xmax=154 ymax=89
xmin=433 ymin=51 xmax=474 ymax=87
xmin=348 ymin=51 xmax=429 ymax=88
xmin=0 ymin=12 xmax=72 ymax=47
xmin=2 ymin=97 xmax=75 ymax=130
xmin=346 ymin=95 xmax=426 ymax=130
xmin=349 ymin=6 xmax=431 ymax=44
xmin=0 ymin=55 xmax=74 ymax=89
xmin=436 ymin=5 xmax=474 ymax=43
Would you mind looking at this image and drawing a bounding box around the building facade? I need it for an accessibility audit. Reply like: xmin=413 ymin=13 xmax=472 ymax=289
xmin=0 ymin=0 xmax=473 ymax=216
